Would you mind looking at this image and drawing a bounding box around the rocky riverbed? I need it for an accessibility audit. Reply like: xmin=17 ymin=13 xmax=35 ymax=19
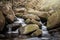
xmin=0 ymin=0 xmax=60 ymax=40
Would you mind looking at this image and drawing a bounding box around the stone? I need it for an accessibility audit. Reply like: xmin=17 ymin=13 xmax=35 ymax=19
xmin=31 ymin=29 xmax=42 ymax=37
xmin=25 ymin=19 xmax=41 ymax=26
xmin=15 ymin=13 xmax=24 ymax=17
xmin=0 ymin=11 xmax=5 ymax=31
xmin=22 ymin=24 xmax=39 ymax=34
xmin=23 ymin=14 xmax=40 ymax=20
xmin=14 ymin=8 xmax=27 ymax=14
xmin=28 ymin=9 xmax=50 ymax=19
xmin=47 ymin=10 xmax=60 ymax=29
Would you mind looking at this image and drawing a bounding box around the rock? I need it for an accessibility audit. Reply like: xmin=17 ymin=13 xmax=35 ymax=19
xmin=0 ymin=11 xmax=5 ymax=31
xmin=7 ymin=23 xmax=21 ymax=31
xmin=25 ymin=19 xmax=41 ymax=26
xmin=37 ymin=0 xmax=60 ymax=11
xmin=15 ymin=13 xmax=24 ymax=17
xmin=14 ymin=8 xmax=27 ymax=14
xmin=28 ymin=9 xmax=50 ymax=19
xmin=22 ymin=24 xmax=39 ymax=34
xmin=26 ymin=0 xmax=60 ymax=11
xmin=2 ymin=2 xmax=15 ymax=23
xmin=23 ymin=14 xmax=40 ymax=20
xmin=31 ymin=29 xmax=42 ymax=37
xmin=47 ymin=10 xmax=60 ymax=29
xmin=15 ymin=8 xmax=27 ymax=17
xmin=25 ymin=0 xmax=39 ymax=9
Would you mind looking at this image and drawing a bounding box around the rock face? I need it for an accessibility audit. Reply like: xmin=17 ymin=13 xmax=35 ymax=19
xmin=22 ymin=24 xmax=39 ymax=34
xmin=23 ymin=14 xmax=40 ymax=20
xmin=2 ymin=2 xmax=15 ymax=23
xmin=0 ymin=11 xmax=5 ymax=31
xmin=47 ymin=10 xmax=60 ymax=29
xmin=31 ymin=29 xmax=42 ymax=37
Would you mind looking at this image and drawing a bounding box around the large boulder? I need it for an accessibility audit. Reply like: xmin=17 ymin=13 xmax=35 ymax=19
xmin=2 ymin=2 xmax=15 ymax=23
xmin=21 ymin=24 xmax=39 ymax=34
xmin=47 ymin=10 xmax=60 ymax=29
xmin=0 ymin=11 xmax=5 ymax=31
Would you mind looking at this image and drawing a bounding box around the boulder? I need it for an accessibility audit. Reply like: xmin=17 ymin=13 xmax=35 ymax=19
xmin=25 ymin=19 xmax=41 ymax=26
xmin=15 ymin=8 xmax=27 ymax=17
xmin=31 ymin=29 xmax=42 ymax=37
xmin=22 ymin=24 xmax=39 ymax=34
xmin=2 ymin=2 xmax=15 ymax=23
xmin=47 ymin=10 xmax=60 ymax=29
xmin=28 ymin=9 xmax=50 ymax=19
xmin=14 ymin=8 xmax=27 ymax=14
xmin=0 ymin=11 xmax=5 ymax=31
xmin=23 ymin=14 xmax=40 ymax=20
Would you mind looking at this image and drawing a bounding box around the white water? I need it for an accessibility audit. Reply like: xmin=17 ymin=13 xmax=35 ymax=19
xmin=40 ymin=22 xmax=50 ymax=40
xmin=8 ymin=18 xmax=27 ymax=34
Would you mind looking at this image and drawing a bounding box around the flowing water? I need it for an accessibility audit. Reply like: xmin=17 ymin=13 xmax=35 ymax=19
xmin=7 ymin=17 xmax=56 ymax=40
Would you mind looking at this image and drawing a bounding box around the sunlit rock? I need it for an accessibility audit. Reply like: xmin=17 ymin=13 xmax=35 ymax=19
xmin=31 ymin=29 xmax=42 ymax=37
xmin=22 ymin=24 xmax=39 ymax=34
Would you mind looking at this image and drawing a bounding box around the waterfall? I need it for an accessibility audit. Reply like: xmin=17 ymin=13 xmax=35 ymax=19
xmin=7 ymin=17 xmax=27 ymax=38
xmin=14 ymin=17 xmax=27 ymax=27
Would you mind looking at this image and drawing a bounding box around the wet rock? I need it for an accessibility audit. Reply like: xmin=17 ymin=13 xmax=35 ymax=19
xmin=31 ymin=29 xmax=42 ymax=37
xmin=23 ymin=14 xmax=40 ymax=21
xmin=47 ymin=10 xmax=60 ymax=29
xmin=22 ymin=24 xmax=39 ymax=34
xmin=25 ymin=19 xmax=41 ymax=26
xmin=7 ymin=23 xmax=21 ymax=31
xmin=2 ymin=2 xmax=15 ymax=23
xmin=28 ymin=9 xmax=50 ymax=19
xmin=0 ymin=11 xmax=5 ymax=31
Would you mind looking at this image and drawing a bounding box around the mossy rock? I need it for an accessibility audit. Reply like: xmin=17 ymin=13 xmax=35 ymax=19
xmin=23 ymin=24 xmax=39 ymax=34
xmin=31 ymin=29 xmax=42 ymax=37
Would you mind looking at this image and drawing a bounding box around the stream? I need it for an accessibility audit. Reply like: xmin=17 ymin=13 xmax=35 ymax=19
xmin=6 ymin=17 xmax=60 ymax=40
